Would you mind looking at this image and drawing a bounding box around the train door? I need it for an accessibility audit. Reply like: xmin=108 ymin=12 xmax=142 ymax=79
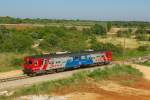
xmin=47 ymin=58 xmax=53 ymax=70
xmin=40 ymin=59 xmax=48 ymax=71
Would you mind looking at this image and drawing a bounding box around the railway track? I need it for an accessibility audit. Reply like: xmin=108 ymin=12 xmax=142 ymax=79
xmin=0 ymin=63 xmax=115 ymax=84
xmin=0 ymin=75 xmax=30 ymax=83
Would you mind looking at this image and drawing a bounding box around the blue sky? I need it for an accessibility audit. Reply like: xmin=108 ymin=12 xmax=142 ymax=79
xmin=0 ymin=0 xmax=149 ymax=21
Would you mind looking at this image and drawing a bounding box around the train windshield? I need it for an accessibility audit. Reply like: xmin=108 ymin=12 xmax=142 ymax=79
xmin=26 ymin=60 xmax=32 ymax=65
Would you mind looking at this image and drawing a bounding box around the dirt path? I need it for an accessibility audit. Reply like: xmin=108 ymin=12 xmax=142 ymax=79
xmin=0 ymin=70 xmax=22 ymax=79
xmin=114 ymin=61 xmax=150 ymax=81
xmin=98 ymin=81 xmax=150 ymax=96
xmin=130 ymin=64 xmax=150 ymax=81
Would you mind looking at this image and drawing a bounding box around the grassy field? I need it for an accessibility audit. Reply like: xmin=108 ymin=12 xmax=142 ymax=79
xmin=97 ymin=36 xmax=150 ymax=49
xmin=113 ymin=50 xmax=150 ymax=60
xmin=0 ymin=53 xmax=26 ymax=72
xmin=0 ymin=64 xmax=143 ymax=100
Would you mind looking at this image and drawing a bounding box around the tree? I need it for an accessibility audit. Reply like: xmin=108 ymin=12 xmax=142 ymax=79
xmin=107 ymin=22 xmax=112 ymax=32
xmin=135 ymin=33 xmax=148 ymax=41
xmin=91 ymin=24 xmax=106 ymax=35
xmin=39 ymin=34 xmax=60 ymax=51
xmin=117 ymin=30 xmax=131 ymax=38
xmin=0 ymin=32 xmax=34 ymax=52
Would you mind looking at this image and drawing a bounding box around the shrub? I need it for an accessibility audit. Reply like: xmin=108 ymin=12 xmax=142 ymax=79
xmin=91 ymin=24 xmax=107 ymax=35
xmin=90 ymin=37 xmax=123 ymax=54
xmin=149 ymin=36 xmax=150 ymax=41
xmin=11 ymin=58 xmax=23 ymax=66
xmin=39 ymin=33 xmax=60 ymax=51
xmin=135 ymin=33 xmax=149 ymax=41
xmin=88 ymin=65 xmax=142 ymax=80
xmin=117 ymin=30 xmax=131 ymax=38
xmin=0 ymin=32 xmax=34 ymax=52
xmin=107 ymin=22 xmax=112 ymax=32
xmin=137 ymin=45 xmax=150 ymax=51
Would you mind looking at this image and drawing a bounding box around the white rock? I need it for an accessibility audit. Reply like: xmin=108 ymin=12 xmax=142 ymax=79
xmin=18 ymin=95 xmax=67 ymax=100
xmin=0 ymin=91 xmax=8 ymax=96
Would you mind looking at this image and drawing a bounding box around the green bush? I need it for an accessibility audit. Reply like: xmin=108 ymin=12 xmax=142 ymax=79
xmin=40 ymin=31 xmax=87 ymax=52
xmin=139 ymin=62 xmax=150 ymax=67
xmin=88 ymin=65 xmax=142 ymax=80
xmin=90 ymin=36 xmax=123 ymax=54
xmin=0 ymin=32 xmax=34 ymax=52
xmin=137 ymin=45 xmax=150 ymax=51
xmin=11 ymin=58 xmax=23 ymax=66
xmin=135 ymin=33 xmax=149 ymax=41
xmin=117 ymin=30 xmax=131 ymax=38
xmin=149 ymin=36 xmax=150 ymax=41
xmin=91 ymin=24 xmax=107 ymax=35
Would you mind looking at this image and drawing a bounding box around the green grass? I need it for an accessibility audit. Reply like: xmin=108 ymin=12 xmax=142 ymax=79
xmin=0 ymin=64 xmax=142 ymax=100
xmin=0 ymin=66 xmax=21 ymax=73
xmin=113 ymin=50 xmax=150 ymax=61
xmin=0 ymin=53 xmax=25 ymax=73
xmin=139 ymin=62 xmax=150 ymax=67
xmin=88 ymin=65 xmax=142 ymax=81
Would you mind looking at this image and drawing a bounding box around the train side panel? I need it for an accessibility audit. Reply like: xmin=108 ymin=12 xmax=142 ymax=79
xmin=23 ymin=51 xmax=112 ymax=75
xmin=46 ymin=57 xmax=71 ymax=70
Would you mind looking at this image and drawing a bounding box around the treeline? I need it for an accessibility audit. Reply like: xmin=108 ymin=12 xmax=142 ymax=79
xmin=116 ymin=28 xmax=150 ymax=41
xmin=0 ymin=16 xmax=95 ymax=25
xmin=0 ymin=16 xmax=150 ymax=28
xmin=111 ymin=21 xmax=150 ymax=28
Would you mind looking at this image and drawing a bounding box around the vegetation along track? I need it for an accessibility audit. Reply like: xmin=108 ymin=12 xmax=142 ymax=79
xmin=0 ymin=62 xmax=114 ymax=83
xmin=0 ymin=63 xmax=114 ymax=91
xmin=1 ymin=55 xmax=149 ymax=84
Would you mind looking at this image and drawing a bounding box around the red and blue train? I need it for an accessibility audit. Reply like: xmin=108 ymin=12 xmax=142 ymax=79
xmin=23 ymin=51 xmax=112 ymax=76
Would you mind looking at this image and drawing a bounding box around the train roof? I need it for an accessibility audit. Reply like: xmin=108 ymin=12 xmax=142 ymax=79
xmin=27 ymin=50 xmax=110 ymax=59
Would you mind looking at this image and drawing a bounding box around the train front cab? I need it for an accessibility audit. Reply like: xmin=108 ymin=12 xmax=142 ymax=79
xmin=23 ymin=57 xmax=45 ymax=76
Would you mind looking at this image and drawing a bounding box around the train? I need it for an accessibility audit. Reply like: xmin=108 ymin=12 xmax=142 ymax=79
xmin=23 ymin=50 xmax=112 ymax=76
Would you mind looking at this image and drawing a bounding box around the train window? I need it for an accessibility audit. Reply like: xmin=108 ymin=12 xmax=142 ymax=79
xmin=52 ymin=62 xmax=54 ymax=64
xmin=34 ymin=61 xmax=38 ymax=66
xmin=26 ymin=60 xmax=32 ymax=65
xmin=74 ymin=56 xmax=79 ymax=60
xmin=49 ymin=61 xmax=54 ymax=64
xmin=69 ymin=58 xmax=73 ymax=61
xmin=81 ymin=56 xmax=86 ymax=60
xmin=56 ymin=61 xmax=59 ymax=64
xmin=87 ymin=55 xmax=91 ymax=59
